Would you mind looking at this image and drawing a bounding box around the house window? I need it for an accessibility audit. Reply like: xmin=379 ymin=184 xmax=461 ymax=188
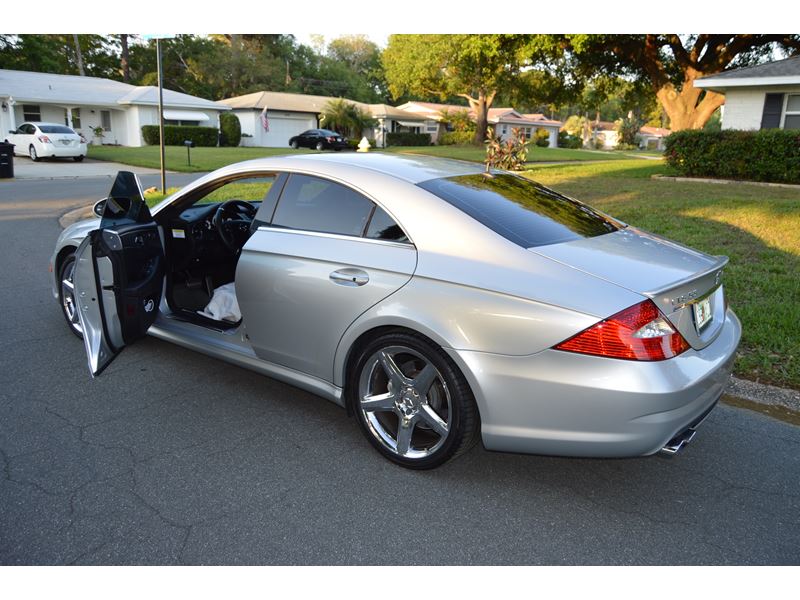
xmin=64 ymin=108 xmax=81 ymax=129
xmin=22 ymin=104 xmax=41 ymax=121
xmin=101 ymin=110 xmax=112 ymax=131
xmin=426 ymin=121 xmax=438 ymax=132
xmin=502 ymin=125 xmax=507 ymax=134
xmin=164 ymin=119 xmax=200 ymax=126
xmin=784 ymin=95 xmax=800 ymax=130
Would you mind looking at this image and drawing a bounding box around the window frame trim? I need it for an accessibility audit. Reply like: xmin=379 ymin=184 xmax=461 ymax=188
xmin=781 ymin=93 xmax=800 ymax=129
xmin=269 ymin=171 xmax=414 ymax=245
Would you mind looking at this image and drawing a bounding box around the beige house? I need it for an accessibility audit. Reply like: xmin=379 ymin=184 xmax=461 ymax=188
xmin=219 ymin=91 xmax=426 ymax=148
xmin=694 ymin=55 xmax=800 ymax=131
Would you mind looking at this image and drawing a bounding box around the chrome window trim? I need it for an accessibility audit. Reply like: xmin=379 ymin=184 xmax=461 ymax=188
xmin=255 ymin=225 xmax=416 ymax=250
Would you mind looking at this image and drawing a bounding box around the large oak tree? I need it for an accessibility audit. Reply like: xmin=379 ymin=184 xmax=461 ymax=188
xmin=382 ymin=34 xmax=530 ymax=144
xmin=546 ymin=35 xmax=800 ymax=130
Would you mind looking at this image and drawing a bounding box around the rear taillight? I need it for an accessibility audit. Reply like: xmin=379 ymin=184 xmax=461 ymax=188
xmin=554 ymin=299 xmax=689 ymax=361
xmin=79 ymin=134 xmax=87 ymax=143
xmin=326 ymin=136 xmax=334 ymax=142
xmin=37 ymin=135 xmax=52 ymax=144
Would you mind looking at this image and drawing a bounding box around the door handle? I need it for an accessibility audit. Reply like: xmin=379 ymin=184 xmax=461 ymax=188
xmin=330 ymin=268 xmax=369 ymax=287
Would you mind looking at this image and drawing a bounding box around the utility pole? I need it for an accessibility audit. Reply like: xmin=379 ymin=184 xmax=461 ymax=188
xmin=156 ymin=38 xmax=166 ymax=194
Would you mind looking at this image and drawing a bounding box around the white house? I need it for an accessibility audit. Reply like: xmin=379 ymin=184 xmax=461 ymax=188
xmin=219 ymin=91 xmax=427 ymax=148
xmin=0 ymin=69 xmax=227 ymax=146
xmin=638 ymin=126 xmax=671 ymax=151
xmin=396 ymin=101 xmax=562 ymax=147
xmin=694 ymin=55 xmax=800 ymax=131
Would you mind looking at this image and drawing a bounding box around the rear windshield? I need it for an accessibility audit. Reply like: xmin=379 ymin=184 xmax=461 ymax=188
xmin=418 ymin=173 xmax=621 ymax=248
xmin=38 ymin=125 xmax=76 ymax=134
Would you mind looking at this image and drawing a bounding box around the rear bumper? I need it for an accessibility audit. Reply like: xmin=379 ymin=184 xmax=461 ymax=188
xmin=41 ymin=144 xmax=87 ymax=157
xmin=448 ymin=309 xmax=742 ymax=458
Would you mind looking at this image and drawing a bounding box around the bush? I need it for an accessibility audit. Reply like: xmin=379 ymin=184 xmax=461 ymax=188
xmin=664 ymin=129 xmax=800 ymax=184
xmin=533 ymin=128 xmax=550 ymax=147
xmin=439 ymin=131 xmax=475 ymax=145
xmin=484 ymin=127 xmax=529 ymax=171
xmin=141 ymin=125 xmax=219 ymax=147
xmin=558 ymin=131 xmax=582 ymax=149
xmin=219 ymin=113 xmax=241 ymax=147
xmin=386 ymin=132 xmax=431 ymax=146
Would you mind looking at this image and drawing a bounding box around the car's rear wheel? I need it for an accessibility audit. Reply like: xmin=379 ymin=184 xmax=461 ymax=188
xmin=73 ymin=155 xmax=84 ymax=162
xmin=349 ymin=331 xmax=479 ymax=469
xmin=58 ymin=253 xmax=83 ymax=339
xmin=29 ymin=145 xmax=39 ymax=162
xmin=315 ymin=141 xmax=325 ymax=151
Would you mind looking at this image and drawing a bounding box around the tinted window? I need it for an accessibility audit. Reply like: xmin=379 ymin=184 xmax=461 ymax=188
xmin=366 ymin=207 xmax=409 ymax=243
xmin=39 ymin=124 xmax=75 ymax=134
xmin=318 ymin=129 xmax=339 ymax=137
xmin=101 ymin=171 xmax=152 ymax=228
xmin=272 ymin=174 xmax=373 ymax=237
xmin=418 ymin=174 xmax=621 ymax=248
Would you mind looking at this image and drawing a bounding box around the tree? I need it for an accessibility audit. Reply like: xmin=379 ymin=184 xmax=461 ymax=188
xmin=383 ymin=34 xmax=529 ymax=144
xmin=320 ymin=98 xmax=375 ymax=138
xmin=543 ymin=35 xmax=800 ymax=130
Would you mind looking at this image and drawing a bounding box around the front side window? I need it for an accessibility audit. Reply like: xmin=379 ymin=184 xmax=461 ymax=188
xmin=192 ymin=175 xmax=276 ymax=206
xmin=418 ymin=174 xmax=622 ymax=248
xmin=272 ymin=174 xmax=374 ymax=237
xmin=784 ymin=95 xmax=800 ymax=130
xmin=22 ymin=104 xmax=41 ymax=121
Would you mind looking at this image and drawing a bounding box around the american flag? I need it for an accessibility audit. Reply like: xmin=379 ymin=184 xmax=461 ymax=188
xmin=260 ymin=106 xmax=269 ymax=132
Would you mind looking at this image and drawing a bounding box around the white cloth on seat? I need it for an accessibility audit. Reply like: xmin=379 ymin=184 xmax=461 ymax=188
xmin=197 ymin=282 xmax=241 ymax=322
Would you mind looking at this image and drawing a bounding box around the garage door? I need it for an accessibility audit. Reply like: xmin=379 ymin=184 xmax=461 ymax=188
xmin=261 ymin=115 xmax=317 ymax=148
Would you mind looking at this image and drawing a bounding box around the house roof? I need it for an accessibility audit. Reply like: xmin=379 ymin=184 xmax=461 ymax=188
xmin=695 ymin=55 xmax=800 ymax=91
xmin=0 ymin=69 xmax=226 ymax=111
xmin=639 ymin=126 xmax=671 ymax=137
xmin=523 ymin=113 xmax=563 ymax=127
xmin=221 ymin=91 xmax=425 ymax=121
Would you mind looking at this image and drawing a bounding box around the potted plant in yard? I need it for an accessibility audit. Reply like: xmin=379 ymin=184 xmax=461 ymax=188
xmin=91 ymin=126 xmax=105 ymax=145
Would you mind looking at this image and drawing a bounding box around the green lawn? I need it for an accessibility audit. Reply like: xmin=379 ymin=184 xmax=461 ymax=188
xmin=88 ymin=145 xmax=318 ymax=172
xmin=88 ymin=143 xmax=637 ymax=173
xmin=523 ymin=160 xmax=800 ymax=390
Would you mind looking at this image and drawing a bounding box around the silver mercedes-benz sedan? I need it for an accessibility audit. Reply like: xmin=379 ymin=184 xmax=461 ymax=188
xmin=51 ymin=153 xmax=741 ymax=469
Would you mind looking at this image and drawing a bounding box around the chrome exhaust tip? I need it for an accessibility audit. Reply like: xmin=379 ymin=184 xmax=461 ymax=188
xmin=659 ymin=427 xmax=698 ymax=457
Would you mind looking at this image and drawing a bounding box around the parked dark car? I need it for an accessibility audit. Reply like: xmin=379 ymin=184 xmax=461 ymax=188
xmin=289 ymin=129 xmax=348 ymax=151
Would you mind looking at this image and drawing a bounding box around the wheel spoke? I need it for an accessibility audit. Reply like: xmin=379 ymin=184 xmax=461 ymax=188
xmin=62 ymin=279 xmax=74 ymax=292
xmin=361 ymin=391 xmax=396 ymax=413
xmin=395 ymin=418 xmax=415 ymax=456
xmin=412 ymin=364 xmax=438 ymax=396
xmin=418 ymin=404 xmax=449 ymax=437
xmin=379 ymin=350 xmax=409 ymax=387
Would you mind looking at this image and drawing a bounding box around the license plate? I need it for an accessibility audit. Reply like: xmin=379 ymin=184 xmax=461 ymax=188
xmin=693 ymin=297 xmax=712 ymax=331
xmin=61 ymin=139 xmax=71 ymax=145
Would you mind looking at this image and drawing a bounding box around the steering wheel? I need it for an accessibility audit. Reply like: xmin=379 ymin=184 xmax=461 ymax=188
xmin=213 ymin=200 xmax=257 ymax=253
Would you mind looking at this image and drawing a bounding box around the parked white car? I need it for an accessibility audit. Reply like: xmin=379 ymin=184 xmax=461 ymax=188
xmin=5 ymin=122 xmax=88 ymax=162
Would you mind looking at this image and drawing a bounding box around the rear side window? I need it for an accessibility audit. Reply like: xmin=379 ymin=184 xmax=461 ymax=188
xmin=418 ymin=174 xmax=621 ymax=248
xmin=366 ymin=206 xmax=408 ymax=243
xmin=272 ymin=174 xmax=373 ymax=237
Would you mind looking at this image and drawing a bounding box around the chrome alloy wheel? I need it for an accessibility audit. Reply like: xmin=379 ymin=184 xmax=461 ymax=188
xmin=60 ymin=259 xmax=83 ymax=335
xmin=358 ymin=345 xmax=451 ymax=459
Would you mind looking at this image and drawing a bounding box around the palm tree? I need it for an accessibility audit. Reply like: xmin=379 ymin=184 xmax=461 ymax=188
xmin=320 ymin=99 xmax=376 ymax=138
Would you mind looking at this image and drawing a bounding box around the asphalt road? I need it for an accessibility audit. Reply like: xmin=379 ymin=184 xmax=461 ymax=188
xmin=1 ymin=175 xmax=799 ymax=565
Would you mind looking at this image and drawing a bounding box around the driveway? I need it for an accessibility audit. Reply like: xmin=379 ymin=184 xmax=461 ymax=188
xmin=8 ymin=156 xmax=165 ymax=180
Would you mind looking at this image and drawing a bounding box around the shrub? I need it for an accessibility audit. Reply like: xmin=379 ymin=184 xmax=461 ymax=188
xmin=386 ymin=132 xmax=431 ymax=146
xmin=533 ymin=128 xmax=550 ymax=147
xmin=664 ymin=129 xmax=800 ymax=184
xmin=484 ymin=127 xmax=529 ymax=171
xmin=439 ymin=131 xmax=474 ymax=145
xmin=558 ymin=131 xmax=582 ymax=149
xmin=142 ymin=125 xmax=219 ymax=147
xmin=219 ymin=113 xmax=241 ymax=147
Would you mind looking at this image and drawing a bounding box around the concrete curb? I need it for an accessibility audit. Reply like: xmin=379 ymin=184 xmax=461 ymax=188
xmin=652 ymin=174 xmax=800 ymax=190
xmin=59 ymin=204 xmax=96 ymax=229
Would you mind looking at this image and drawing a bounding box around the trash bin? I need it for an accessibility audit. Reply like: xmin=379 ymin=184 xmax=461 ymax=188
xmin=0 ymin=142 xmax=14 ymax=179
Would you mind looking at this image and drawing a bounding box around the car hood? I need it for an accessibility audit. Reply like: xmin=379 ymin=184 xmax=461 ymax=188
xmin=59 ymin=216 xmax=100 ymax=245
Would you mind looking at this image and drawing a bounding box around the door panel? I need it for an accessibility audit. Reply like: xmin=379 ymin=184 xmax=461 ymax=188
xmin=72 ymin=171 xmax=165 ymax=377
xmin=236 ymin=228 xmax=416 ymax=382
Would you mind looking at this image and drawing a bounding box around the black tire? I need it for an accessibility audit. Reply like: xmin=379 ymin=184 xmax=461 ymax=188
xmin=57 ymin=253 xmax=83 ymax=339
xmin=29 ymin=145 xmax=39 ymax=162
xmin=73 ymin=155 xmax=84 ymax=162
xmin=290 ymin=140 xmax=299 ymax=149
xmin=315 ymin=141 xmax=325 ymax=151
xmin=348 ymin=330 xmax=480 ymax=469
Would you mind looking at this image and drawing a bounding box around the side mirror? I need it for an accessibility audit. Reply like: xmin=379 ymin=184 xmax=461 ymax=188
xmin=93 ymin=198 xmax=108 ymax=218
xmin=8 ymin=130 xmax=15 ymax=134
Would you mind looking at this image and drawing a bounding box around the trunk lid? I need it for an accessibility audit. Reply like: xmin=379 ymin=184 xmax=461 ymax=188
xmin=531 ymin=227 xmax=728 ymax=349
